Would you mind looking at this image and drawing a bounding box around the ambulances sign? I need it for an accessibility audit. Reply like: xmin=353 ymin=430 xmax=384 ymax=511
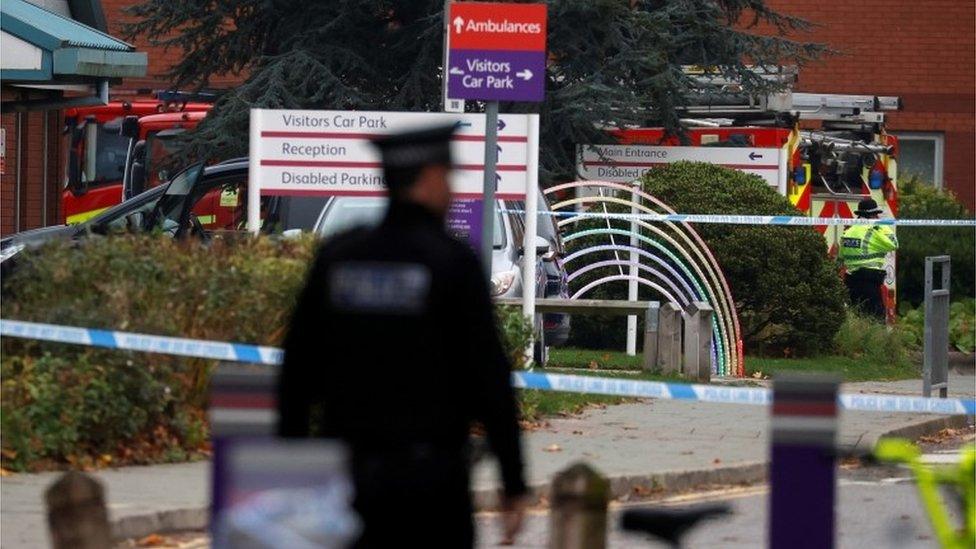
xmin=249 ymin=108 xmax=536 ymax=198
xmin=446 ymin=2 xmax=547 ymax=102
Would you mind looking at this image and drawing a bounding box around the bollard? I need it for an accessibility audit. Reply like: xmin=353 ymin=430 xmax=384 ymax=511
xmin=549 ymin=462 xmax=609 ymax=549
xmin=682 ymin=302 xmax=713 ymax=382
xmin=45 ymin=471 xmax=111 ymax=549
xmin=657 ymin=302 xmax=682 ymax=374
xmin=923 ymin=256 xmax=951 ymax=398
xmin=209 ymin=363 xmax=279 ymax=524
xmin=641 ymin=301 xmax=661 ymax=371
xmin=769 ymin=373 xmax=840 ymax=549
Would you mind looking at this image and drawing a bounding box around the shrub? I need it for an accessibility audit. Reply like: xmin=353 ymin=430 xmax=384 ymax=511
xmin=567 ymin=162 xmax=847 ymax=355
xmin=899 ymin=299 xmax=976 ymax=354
xmin=833 ymin=311 xmax=914 ymax=369
xmin=896 ymin=176 xmax=975 ymax=306
xmin=1 ymin=235 xmax=532 ymax=471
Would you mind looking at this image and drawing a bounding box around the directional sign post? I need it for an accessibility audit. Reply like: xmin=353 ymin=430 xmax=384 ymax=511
xmin=446 ymin=2 xmax=547 ymax=364
xmin=247 ymin=109 xmax=536 ymax=239
xmin=577 ymin=144 xmax=789 ymax=194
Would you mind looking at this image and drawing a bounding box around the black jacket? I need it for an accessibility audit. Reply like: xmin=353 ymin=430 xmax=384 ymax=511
xmin=278 ymin=200 xmax=526 ymax=498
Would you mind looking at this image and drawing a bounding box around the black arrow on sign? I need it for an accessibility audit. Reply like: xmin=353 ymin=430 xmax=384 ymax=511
xmin=749 ymin=152 xmax=764 ymax=160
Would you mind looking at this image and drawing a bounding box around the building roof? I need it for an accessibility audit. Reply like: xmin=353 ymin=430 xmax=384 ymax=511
xmin=1 ymin=0 xmax=146 ymax=83
xmin=2 ymin=0 xmax=132 ymax=51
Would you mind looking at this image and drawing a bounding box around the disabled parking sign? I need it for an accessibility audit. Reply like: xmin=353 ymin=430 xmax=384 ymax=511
xmin=446 ymin=2 xmax=547 ymax=102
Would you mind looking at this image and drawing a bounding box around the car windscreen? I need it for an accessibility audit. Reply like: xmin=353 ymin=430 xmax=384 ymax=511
xmin=316 ymin=197 xmax=389 ymax=238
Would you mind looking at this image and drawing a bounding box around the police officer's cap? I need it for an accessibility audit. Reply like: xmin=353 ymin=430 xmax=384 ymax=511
xmin=371 ymin=124 xmax=455 ymax=188
xmin=855 ymin=198 xmax=883 ymax=217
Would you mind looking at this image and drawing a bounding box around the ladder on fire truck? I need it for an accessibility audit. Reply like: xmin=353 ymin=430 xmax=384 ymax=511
xmin=680 ymin=66 xmax=901 ymax=126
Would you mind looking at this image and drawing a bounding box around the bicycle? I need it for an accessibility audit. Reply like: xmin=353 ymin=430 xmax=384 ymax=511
xmin=873 ymin=438 xmax=975 ymax=549
xmin=620 ymin=502 xmax=732 ymax=548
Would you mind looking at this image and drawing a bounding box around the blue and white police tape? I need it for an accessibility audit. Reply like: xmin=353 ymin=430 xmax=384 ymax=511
xmin=0 ymin=319 xmax=283 ymax=366
xmin=499 ymin=208 xmax=976 ymax=227
xmin=514 ymin=372 xmax=976 ymax=416
xmin=2 ymin=319 xmax=973 ymax=416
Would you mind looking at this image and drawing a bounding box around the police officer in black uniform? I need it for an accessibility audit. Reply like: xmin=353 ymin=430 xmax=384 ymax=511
xmin=278 ymin=124 xmax=527 ymax=548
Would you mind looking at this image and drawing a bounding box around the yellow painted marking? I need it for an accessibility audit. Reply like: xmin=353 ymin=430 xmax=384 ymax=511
xmin=66 ymin=207 xmax=109 ymax=225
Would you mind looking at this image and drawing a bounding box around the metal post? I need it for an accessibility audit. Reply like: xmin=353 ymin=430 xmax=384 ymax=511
xmin=657 ymin=302 xmax=682 ymax=374
xmin=522 ymin=115 xmax=539 ymax=364
xmin=769 ymin=373 xmax=840 ymax=549
xmin=641 ymin=302 xmax=660 ymax=371
xmin=683 ymin=302 xmax=714 ymax=383
xmin=247 ymin=109 xmax=262 ymax=235
xmin=42 ymin=110 xmax=49 ymax=226
xmin=923 ymin=256 xmax=951 ymax=398
xmin=480 ymin=101 xmax=499 ymax=277
xmin=626 ymin=180 xmax=640 ymax=356
xmin=15 ymin=112 xmax=23 ymax=232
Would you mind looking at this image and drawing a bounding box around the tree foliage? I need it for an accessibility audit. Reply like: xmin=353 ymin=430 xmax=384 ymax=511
xmin=895 ymin=176 xmax=975 ymax=307
xmin=123 ymin=0 xmax=823 ymax=180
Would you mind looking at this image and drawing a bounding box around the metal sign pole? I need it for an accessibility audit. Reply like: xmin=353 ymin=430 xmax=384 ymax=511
xmin=626 ymin=180 xmax=640 ymax=356
xmin=247 ymin=109 xmax=262 ymax=235
xmin=522 ymin=114 xmax=540 ymax=363
xmin=480 ymin=101 xmax=499 ymax=277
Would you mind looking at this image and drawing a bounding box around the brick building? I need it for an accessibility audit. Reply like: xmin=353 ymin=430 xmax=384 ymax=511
xmin=767 ymin=0 xmax=975 ymax=210
xmin=2 ymin=1 xmax=972 ymax=236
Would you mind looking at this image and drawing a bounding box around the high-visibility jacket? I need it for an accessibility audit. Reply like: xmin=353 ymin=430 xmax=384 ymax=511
xmin=841 ymin=223 xmax=898 ymax=273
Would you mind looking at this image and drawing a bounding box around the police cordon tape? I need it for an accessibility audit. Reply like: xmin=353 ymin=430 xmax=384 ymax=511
xmin=500 ymin=209 xmax=976 ymax=227
xmin=2 ymin=319 xmax=974 ymax=416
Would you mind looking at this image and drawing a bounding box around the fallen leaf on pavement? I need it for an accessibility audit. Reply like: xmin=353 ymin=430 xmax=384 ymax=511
xmin=543 ymin=444 xmax=562 ymax=453
xmin=572 ymin=430 xmax=583 ymax=435
xmin=137 ymin=534 xmax=166 ymax=547
xmin=713 ymin=458 xmax=722 ymax=464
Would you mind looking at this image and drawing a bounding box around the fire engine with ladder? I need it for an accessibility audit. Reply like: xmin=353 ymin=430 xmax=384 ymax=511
xmin=577 ymin=68 xmax=902 ymax=321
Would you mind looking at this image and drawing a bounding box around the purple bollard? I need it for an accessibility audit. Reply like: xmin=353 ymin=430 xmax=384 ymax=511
xmin=769 ymin=373 xmax=840 ymax=549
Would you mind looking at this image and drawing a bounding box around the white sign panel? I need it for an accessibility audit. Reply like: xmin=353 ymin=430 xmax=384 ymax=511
xmin=250 ymin=109 xmax=532 ymax=200
xmin=577 ymin=144 xmax=786 ymax=191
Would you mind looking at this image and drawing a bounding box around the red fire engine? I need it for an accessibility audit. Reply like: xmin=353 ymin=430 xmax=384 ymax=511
xmin=62 ymin=92 xmax=213 ymax=224
xmin=578 ymin=83 xmax=902 ymax=321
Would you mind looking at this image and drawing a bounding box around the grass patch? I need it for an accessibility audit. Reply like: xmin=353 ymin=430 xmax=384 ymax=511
xmin=518 ymin=362 xmax=682 ymax=421
xmin=529 ymin=321 xmax=921 ymax=422
xmin=745 ymin=355 xmax=919 ymax=382
xmin=548 ymin=347 xmax=643 ymax=370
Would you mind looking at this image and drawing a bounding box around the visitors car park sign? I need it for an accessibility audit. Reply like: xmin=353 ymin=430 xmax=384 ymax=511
xmin=446 ymin=2 xmax=547 ymax=102
xmin=249 ymin=109 xmax=536 ymax=199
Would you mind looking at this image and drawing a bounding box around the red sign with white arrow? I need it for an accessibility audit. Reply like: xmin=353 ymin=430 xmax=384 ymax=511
xmin=449 ymin=3 xmax=547 ymax=50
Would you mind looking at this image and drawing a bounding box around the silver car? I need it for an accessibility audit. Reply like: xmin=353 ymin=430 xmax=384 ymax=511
xmin=312 ymin=196 xmax=569 ymax=363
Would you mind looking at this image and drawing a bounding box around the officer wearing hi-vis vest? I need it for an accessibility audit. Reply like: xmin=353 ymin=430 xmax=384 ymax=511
xmin=840 ymin=198 xmax=898 ymax=320
xmin=278 ymin=124 xmax=527 ymax=548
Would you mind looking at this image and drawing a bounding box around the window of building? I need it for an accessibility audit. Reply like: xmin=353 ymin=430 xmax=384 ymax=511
xmin=895 ymin=132 xmax=944 ymax=187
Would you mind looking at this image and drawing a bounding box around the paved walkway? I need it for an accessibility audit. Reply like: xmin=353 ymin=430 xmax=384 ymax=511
xmin=2 ymin=375 xmax=973 ymax=547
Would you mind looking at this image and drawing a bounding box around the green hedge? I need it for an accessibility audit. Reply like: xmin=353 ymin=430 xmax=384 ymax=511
xmin=896 ymin=176 xmax=975 ymax=307
xmin=568 ymin=162 xmax=847 ymax=356
xmin=1 ymin=235 xmax=530 ymax=471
